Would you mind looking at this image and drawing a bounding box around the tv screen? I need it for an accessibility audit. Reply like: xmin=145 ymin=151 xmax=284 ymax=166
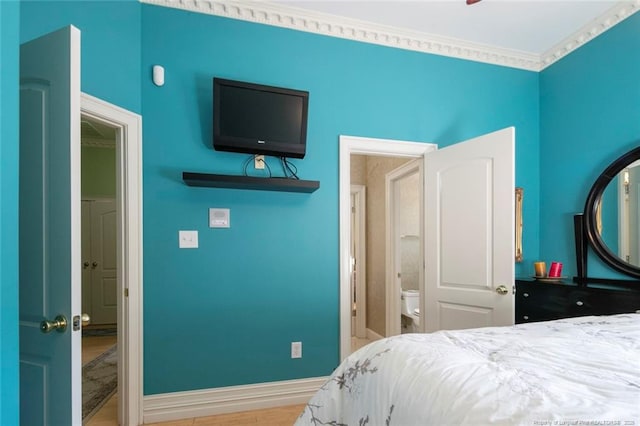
xmin=213 ymin=78 xmax=309 ymax=159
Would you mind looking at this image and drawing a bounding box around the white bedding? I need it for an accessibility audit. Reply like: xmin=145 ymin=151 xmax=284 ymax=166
xmin=296 ymin=314 xmax=640 ymax=425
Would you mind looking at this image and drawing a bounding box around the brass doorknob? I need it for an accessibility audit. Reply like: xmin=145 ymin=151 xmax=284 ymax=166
xmin=40 ymin=315 xmax=68 ymax=334
xmin=495 ymin=285 xmax=509 ymax=295
xmin=81 ymin=313 xmax=91 ymax=326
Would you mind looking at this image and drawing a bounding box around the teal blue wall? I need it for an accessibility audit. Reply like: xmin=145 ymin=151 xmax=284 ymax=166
xmin=540 ymin=12 xmax=640 ymax=279
xmin=4 ymin=0 xmax=638 ymax=410
xmin=20 ymin=0 xmax=142 ymax=114
xmin=140 ymin=5 xmax=539 ymax=394
xmin=0 ymin=1 xmax=20 ymax=424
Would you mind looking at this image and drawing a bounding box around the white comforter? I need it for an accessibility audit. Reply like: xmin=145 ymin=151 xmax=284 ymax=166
xmin=296 ymin=314 xmax=640 ymax=425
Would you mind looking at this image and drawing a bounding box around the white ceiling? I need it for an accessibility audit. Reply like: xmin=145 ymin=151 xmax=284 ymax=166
xmin=143 ymin=0 xmax=639 ymax=70
xmin=271 ymin=0 xmax=625 ymax=55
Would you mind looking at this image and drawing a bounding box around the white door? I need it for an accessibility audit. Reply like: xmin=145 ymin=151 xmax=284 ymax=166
xmin=90 ymin=199 xmax=118 ymax=324
xmin=386 ymin=159 xmax=423 ymax=336
xmin=19 ymin=26 xmax=82 ymax=425
xmin=350 ymin=185 xmax=367 ymax=339
xmin=425 ymin=127 xmax=515 ymax=332
xmin=82 ymin=201 xmax=93 ymax=321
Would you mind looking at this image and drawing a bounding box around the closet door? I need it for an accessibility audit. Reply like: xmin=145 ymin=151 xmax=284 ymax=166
xmin=90 ymin=199 xmax=118 ymax=324
xmin=82 ymin=200 xmax=93 ymax=318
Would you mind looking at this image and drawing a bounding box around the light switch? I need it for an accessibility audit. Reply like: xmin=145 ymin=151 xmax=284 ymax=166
xmin=209 ymin=208 xmax=230 ymax=228
xmin=179 ymin=230 xmax=198 ymax=248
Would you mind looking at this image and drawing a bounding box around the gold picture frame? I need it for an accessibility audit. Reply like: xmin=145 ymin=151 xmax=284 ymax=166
xmin=515 ymin=187 xmax=523 ymax=262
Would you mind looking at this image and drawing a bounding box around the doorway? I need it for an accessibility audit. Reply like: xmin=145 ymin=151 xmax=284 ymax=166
xmin=80 ymin=93 xmax=143 ymax=425
xmin=339 ymin=135 xmax=435 ymax=360
xmin=385 ymin=159 xmax=423 ymax=336
xmin=80 ymin=116 xmax=118 ymax=423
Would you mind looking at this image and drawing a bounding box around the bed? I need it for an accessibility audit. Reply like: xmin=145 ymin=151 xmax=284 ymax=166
xmin=295 ymin=314 xmax=640 ymax=425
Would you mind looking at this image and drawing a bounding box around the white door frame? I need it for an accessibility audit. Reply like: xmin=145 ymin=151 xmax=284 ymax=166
xmin=81 ymin=93 xmax=143 ymax=426
xmin=385 ymin=159 xmax=424 ymax=336
xmin=350 ymin=184 xmax=367 ymax=339
xmin=339 ymin=135 xmax=435 ymax=360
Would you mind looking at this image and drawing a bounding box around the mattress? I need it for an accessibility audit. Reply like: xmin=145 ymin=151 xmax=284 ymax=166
xmin=296 ymin=314 xmax=640 ymax=425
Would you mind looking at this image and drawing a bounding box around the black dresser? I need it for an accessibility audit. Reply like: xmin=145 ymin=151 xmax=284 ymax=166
xmin=515 ymin=278 xmax=640 ymax=324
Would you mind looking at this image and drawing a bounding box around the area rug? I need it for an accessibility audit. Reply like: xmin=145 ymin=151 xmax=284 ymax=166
xmin=83 ymin=344 xmax=117 ymax=423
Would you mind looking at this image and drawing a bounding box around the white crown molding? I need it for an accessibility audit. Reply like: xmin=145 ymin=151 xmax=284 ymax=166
xmin=143 ymin=376 xmax=326 ymax=423
xmin=140 ymin=0 xmax=639 ymax=72
xmin=540 ymin=1 xmax=640 ymax=69
xmin=140 ymin=0 xmax=541 ymax=70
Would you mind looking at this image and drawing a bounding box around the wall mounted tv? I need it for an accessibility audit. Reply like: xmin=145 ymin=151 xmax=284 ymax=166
xmin=213 ymin=77 xmax=309 ymax=159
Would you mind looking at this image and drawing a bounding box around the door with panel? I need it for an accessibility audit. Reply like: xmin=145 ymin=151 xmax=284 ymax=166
xmin=19 ymin=25 xmax=82 ymax=425
xmin=425 ymin=127 xmax=515 ymax=331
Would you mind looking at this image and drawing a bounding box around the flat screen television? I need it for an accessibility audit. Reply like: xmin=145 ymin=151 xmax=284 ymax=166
xmin=213 ymin=77 xmax=309 ymax=159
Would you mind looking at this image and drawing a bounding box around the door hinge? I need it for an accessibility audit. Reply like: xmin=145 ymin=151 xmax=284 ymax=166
xmin=124 ymin=288 xmax=129 ymax=297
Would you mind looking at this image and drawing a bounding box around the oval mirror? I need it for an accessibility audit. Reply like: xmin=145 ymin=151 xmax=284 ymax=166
xmin=584 ymin=146 xmax=640 ymax=278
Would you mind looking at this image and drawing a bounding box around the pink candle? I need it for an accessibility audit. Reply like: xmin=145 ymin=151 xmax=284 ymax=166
xmin=548 ymin=262 xmax=563 ymax=278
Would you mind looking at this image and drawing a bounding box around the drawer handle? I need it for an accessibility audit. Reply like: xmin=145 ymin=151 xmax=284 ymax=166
xmin=523 ymin=316 xmax=529 ymax=320
xmin=576 ymin=301 xmax=584 ymax=306
xmin=523 ymin=293 xmax=529 ymax=298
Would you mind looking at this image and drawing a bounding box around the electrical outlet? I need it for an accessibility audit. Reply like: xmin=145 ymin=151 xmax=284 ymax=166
xmin=254 ymin=155 xmax=265 ymax=170
xmin=291 ymin=341 xmax=302 ymax=359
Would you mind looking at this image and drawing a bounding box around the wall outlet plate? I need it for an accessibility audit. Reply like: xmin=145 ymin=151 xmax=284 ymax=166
xmin=179 ymin=230 xmax=198 ymax=248
xmin=254 ymin=155 xmax=265 ymax=170
xmin=291 ymin=341 xmax=302 ymax=359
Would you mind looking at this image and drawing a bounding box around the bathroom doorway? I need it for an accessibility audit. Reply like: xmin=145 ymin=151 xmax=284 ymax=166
xmin=341 ymin=136 xmax=435 ymax=359
xmin=385 ymin=159 xmax=423 ymax=336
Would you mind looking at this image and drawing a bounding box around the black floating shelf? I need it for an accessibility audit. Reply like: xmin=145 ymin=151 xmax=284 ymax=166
xmin=183 ymin=172 xmax=320 ymax=193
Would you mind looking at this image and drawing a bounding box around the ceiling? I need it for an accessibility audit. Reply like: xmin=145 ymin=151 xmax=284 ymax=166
xmin=144 ymin=0 xmax=639 ymax=70
xmin=81 ymin=118 xmax=116 ymax=147
xmin=271 ymin=0 xmax=625 ymax=55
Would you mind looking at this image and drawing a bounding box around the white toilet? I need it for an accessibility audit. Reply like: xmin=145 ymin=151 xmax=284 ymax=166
xmin=401 ymin=289 xmax=420 ymax=332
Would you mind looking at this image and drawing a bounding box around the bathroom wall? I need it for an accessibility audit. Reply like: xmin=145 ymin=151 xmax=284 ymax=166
xmin=398 ymin=172 xmax=421 ymax=291
xmin=351 ymin=155 xmax=366 ymax=185
xmin=364 ymin=156 xmax=412 ymax=336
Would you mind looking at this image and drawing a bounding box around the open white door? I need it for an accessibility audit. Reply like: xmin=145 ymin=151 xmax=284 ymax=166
xmin=425 ymin=127 xmax=514 ymax=332
xmin=19 ymin=26 xmax=82 ymax=425
xmin=90 ymin=199 xmax=118 ymax=325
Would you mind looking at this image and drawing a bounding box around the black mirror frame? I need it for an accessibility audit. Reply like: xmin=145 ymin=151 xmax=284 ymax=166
xmin=584 ymin=146 xmax=640 ymax=279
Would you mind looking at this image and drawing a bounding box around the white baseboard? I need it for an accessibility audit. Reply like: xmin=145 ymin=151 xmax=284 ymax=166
xmin=143 ymin=376 xmax=327 ymax=424
xmin=367 ymin=328 xmax=384 ymax=341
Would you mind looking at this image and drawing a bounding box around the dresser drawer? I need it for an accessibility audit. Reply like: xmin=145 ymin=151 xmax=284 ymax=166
xmin=516 ymin=280 xmax=640 ymax=324
xmin=516 ymin=281 xmax=573 ymax=323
